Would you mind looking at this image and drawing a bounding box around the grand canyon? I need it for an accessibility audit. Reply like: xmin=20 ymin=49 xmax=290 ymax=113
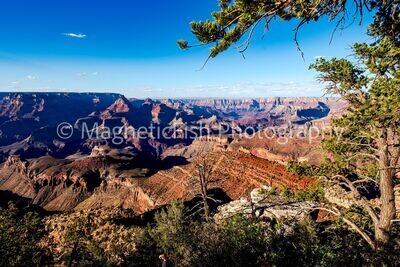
xmin=1 ymin=89 xmax=399 ymax=266
xmin=2 ymin=1 xmax=400 ymax=265
xmin=0 ymin=93 xmax=340 ymax=212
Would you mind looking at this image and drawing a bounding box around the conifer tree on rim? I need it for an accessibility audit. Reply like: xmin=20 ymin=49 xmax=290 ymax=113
xmin=179 ymin=0 xmax=400 ymax=250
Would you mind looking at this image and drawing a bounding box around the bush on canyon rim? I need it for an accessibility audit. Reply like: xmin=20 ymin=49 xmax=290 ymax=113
xmin=1 ymin=201 xmax=400 ymax=266
xmin=128 ymin=202 xmax=400 ymax=267
xmin=0 ymin=205 xmax=48 ymax=267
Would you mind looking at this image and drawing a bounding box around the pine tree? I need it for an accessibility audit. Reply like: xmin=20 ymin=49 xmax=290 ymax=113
xmin=180 ymin=0 xmax=400 ymax=250
xmin=311 ymin=33 xmax=400 ymax=250
xmin=178 ymin=0 xmax=399 ymax=59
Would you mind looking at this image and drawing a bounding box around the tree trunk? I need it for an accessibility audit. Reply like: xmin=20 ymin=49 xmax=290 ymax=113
xmin=376 ymin=168 xmax=395 ymax=246
xmin=199 ymin=170 xmax=210 ymax=221
xmin=376 ymin=136 xmax=396 ymax=248
xmin=202 ymin=193 xmax=210 ymax=221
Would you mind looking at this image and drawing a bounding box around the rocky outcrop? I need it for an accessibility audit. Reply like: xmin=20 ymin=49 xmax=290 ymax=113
xmin=215 ymin=187 xmax=317 ymax=222
xmin=324 ymin=184 xmax=357 ymax=209
xmin=0 ymin=156 xmax=36 ymax=199
xmin=101 ymin=96 xmax=132 ymax=119
xmin=0 ymin=150 xmax=154 ymax=211
xmin=75 ymin=178 xmax=155 ymax=213
xmin=4 ymin=155 xmax=29 ymax=174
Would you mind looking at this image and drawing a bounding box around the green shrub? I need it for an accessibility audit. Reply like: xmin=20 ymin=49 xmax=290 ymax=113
xmin=0 ymin=206 xmax=48 ymax=266
xmin=128 ymin=202 xmax=400 ymax=267
xmin=286 ymin=160 xmax=343 ymax=177
xmin=279 ymin=183 xmax=325 ymax=202
xmin=293 ymin=183 xmax=325 ymax=202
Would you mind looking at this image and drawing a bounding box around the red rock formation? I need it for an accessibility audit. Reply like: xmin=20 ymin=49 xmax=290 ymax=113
xmin=101 ymin=96 xmax=132 ymax=119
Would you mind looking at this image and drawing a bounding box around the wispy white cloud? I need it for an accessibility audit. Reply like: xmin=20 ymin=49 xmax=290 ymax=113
xmin=26 ymin=75 xmax=39 ymax=80
xmin=76 ymin=72 xmax=98 ymax=77
xmin=8 ymin=81 xmax=20 ymax=89
xmin=62 ymin=33 xmax=87 ymax=39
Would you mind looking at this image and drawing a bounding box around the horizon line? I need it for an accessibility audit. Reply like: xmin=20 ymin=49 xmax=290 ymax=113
xmin=0 ymin=91 xmax=338 ymax=100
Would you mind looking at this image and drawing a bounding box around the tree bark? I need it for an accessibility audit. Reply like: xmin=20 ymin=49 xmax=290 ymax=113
xmin=199 ymin=165 xmax=210 ymax=221
xmin=375 ymin=135 xmax=396 ymax=248
xmin=202 ymin=192 xmax=210 ymax=221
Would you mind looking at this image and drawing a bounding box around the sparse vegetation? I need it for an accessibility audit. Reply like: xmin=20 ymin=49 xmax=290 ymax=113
xmin=286 ymin=160 xmax=342 ymax=178
xmin=281 ymin=183 xmax=326 ymax=203
xmin=257 ymin=186 xmax=278 ymax=198
xmin=0 ymin=205 xmax=48 ymax=267
xmin=128 ymin=203 xmax=400 ymax=266
xmin=102 ymin=202 xmax=400 ymax=266
xmin=1 ymin=199 xmax=400 ymax=266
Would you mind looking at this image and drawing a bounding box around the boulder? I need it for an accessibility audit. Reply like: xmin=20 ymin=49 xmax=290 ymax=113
xmin=215 ymin=187 xmax=317 ymax=222
xmin=324 ymin=184 xmax=357 ymax=209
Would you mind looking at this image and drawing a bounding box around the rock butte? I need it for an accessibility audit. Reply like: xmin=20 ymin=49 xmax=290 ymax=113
xmin=0 ymin=93 xmax=344 ymax=213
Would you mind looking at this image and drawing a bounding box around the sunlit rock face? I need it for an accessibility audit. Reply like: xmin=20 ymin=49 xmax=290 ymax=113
xmin=0 ymin=94 xmax=344 ymax=214
xmin=0 ymin=94 xmax=345 ymax=162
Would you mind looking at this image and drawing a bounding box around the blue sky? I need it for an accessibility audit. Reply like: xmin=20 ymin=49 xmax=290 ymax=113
xmin=0 ymin=0 xmax=373 ymax=98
